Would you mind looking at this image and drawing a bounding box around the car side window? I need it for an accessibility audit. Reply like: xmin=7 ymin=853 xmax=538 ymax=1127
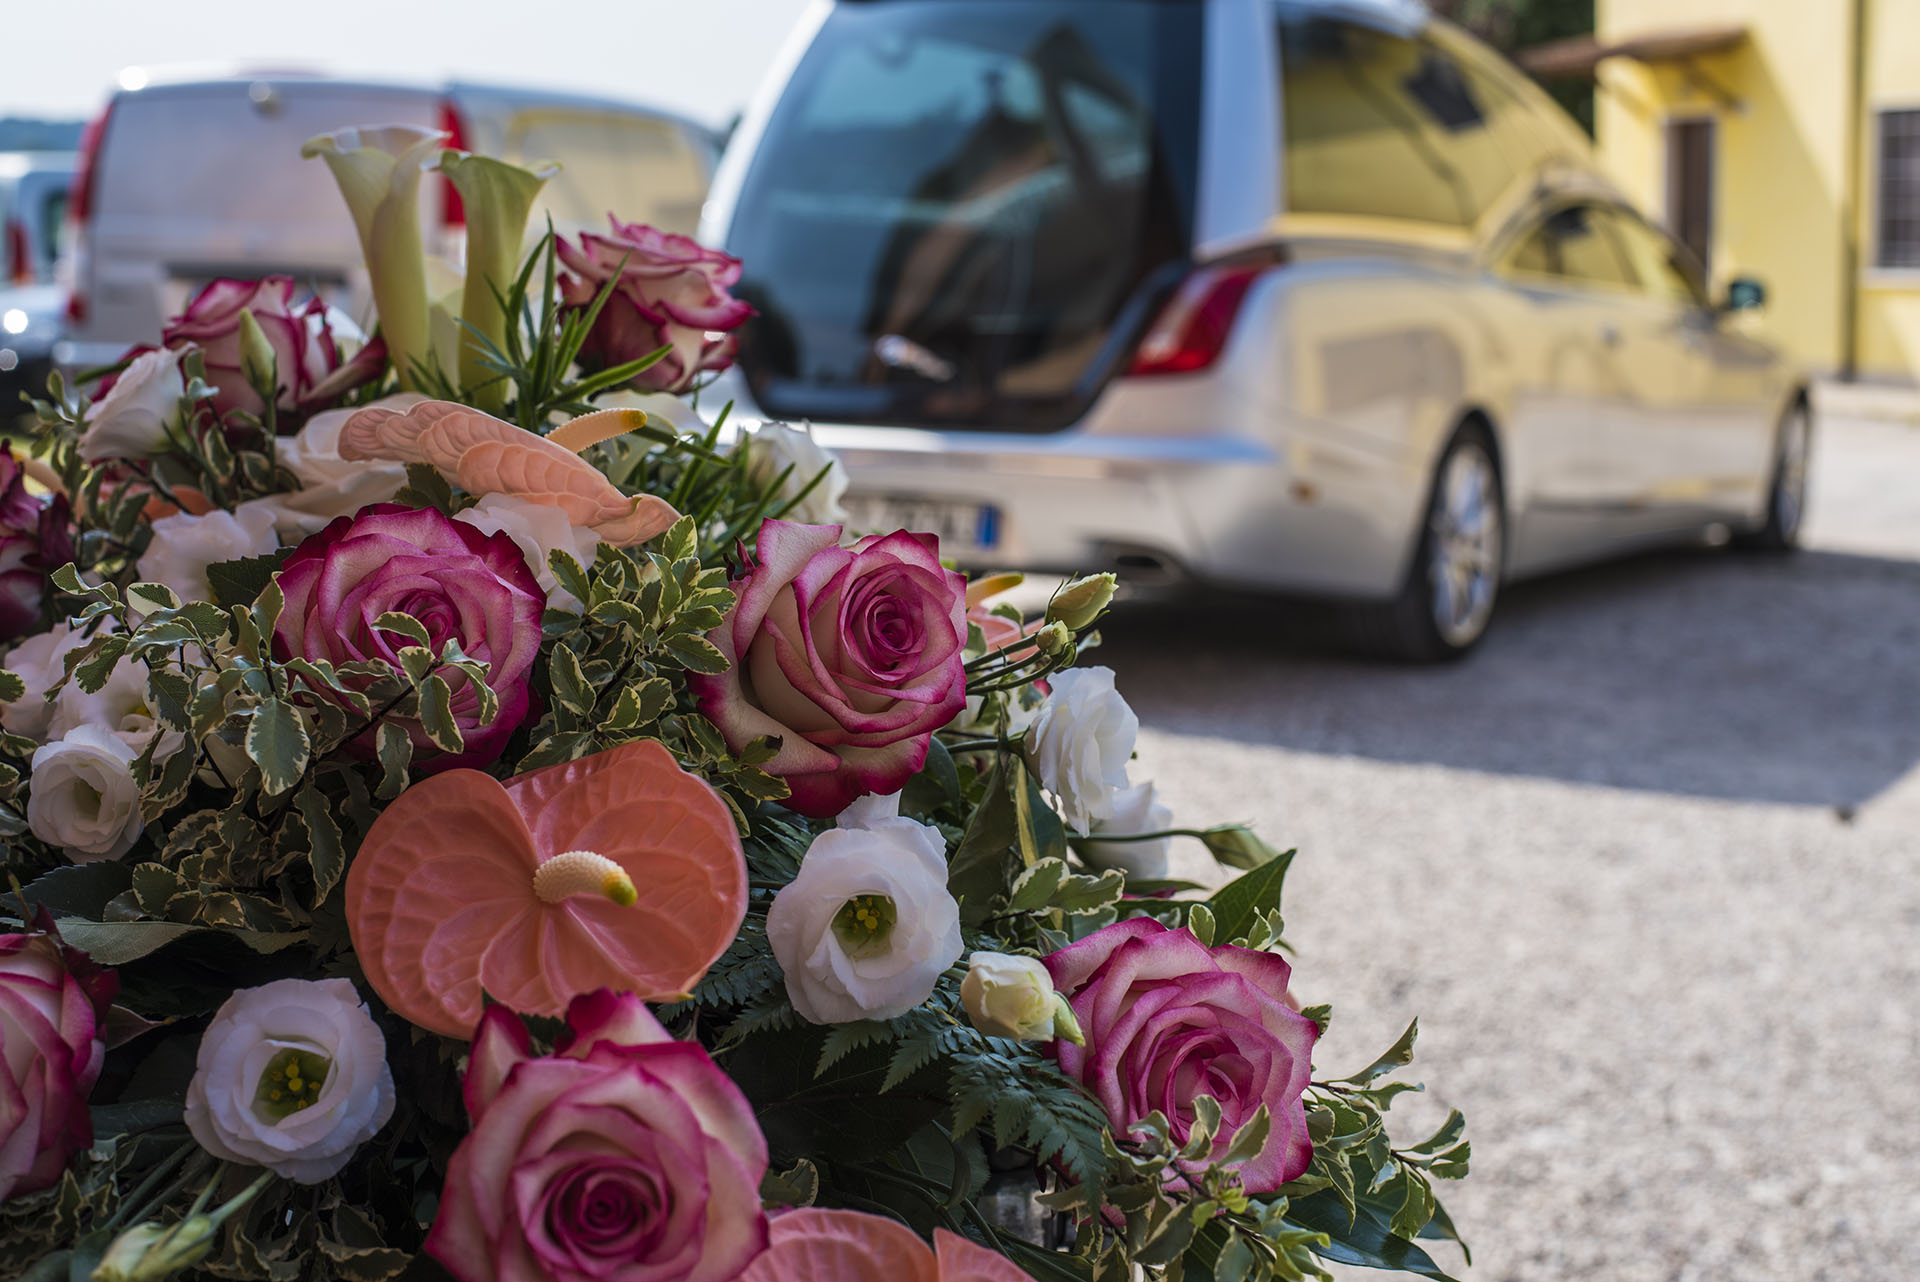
xmin=1606 ymin=211 xmax=1710 ymax=309
xmin=1276 ymin=14 xmax=1524 ymax=228
xmin=1506 ymin=204 xmax=1638 ymax=291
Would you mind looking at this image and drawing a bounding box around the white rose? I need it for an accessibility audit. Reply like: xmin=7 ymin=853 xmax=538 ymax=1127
xmin=767 ymin=817 xmax=963 ymax=1024
xmin=48 ymin=652 xmax=183 ymax=759
xmin=184 ymin=978 xmax=396 ymax=1184
xmin=1078 ymin=780 xmax=1173 ymax=880
xmin=455 ymin=492 xmax=600 ymax=613
xmin=737 ymin=422 xmax=849 ymax=526
xmin=1 ymin=623 xmax=87 ymax=740
xmin=26 ymin=726 xmax=144 ymax=861
xmin=1024 ymin=666 xmax=1139 ymax=835
xmin=960 ymin=951 xmax=1071 ymax=1042
xmin=135 ymin=506 xmax=280 ymax=604
xmin=263 ymin=393 xmax=419 ymax=536
xmin=79 ymin=348 xmax=186 ymax=462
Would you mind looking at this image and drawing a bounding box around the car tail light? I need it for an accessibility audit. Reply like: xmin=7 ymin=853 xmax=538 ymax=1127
xmin=437 ymin=99 xmax=470 ymax=229
xmin=64 ymin=99 xmax=115 ymax=324
xmin=1127 ymin=251 xmax=1286 ymax=377
xmin=5 ymin=220 xmax=27 ymax=285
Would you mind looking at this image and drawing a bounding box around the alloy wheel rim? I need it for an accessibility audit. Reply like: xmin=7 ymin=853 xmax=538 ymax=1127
xmin=1428 ymin=444 xmax=1502 ymax=647
xmin=1774 ymin=408 xmax=1810 ymax=539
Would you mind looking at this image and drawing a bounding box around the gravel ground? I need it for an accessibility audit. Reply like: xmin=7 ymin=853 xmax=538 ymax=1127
xmin=1093 ymin=413 xmax=1920 ymax=1282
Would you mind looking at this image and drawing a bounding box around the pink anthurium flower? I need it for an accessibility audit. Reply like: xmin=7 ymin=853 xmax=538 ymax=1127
xmin=738 ymin=1209 xmax=1033 ymax=1281
xmin=336 ymin=399 xmax=679 ymax=546
xmin=344 ymin=740 xmax=747 ymax=1038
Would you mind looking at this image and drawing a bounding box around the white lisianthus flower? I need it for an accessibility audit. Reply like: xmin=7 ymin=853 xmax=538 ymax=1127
xmin=26 ymin=726 xmax=144 ymax=861
xmin=135 ymin=506 xmax=280 ymax=604
xmin=1024 ymin=666 xmax=1139 ymax=835
xmin=184 ymin=978 xmax=396 ymax=1184
xmin=960 ymin=951 xmax=1080 ymax=1043
xmin=48 ymin=653 xmax=184 ymax=760
xmin=78 ymin=348 xmax=186 ymax=462
xmin=1 ymin=623 xmax=87 ymax=740
xmin=261 ymin=393 xmax=420 ymax=537
xmin=767 ymin=816 xmax=963 ymax=1024
xmin=835 ymin=790 xmax=903 ymax=830
xmin=455 ymin=492 xmax=600 ymax=613
xmin=1078 ymin=780 xmax=1174 ymax=880
xmin=737 ymin=422 xmax=849 ymax=526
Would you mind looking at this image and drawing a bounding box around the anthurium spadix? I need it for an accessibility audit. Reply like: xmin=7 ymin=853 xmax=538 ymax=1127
xmin=438 ymin=151 xmax=558 ymax=413
xmin=301 ymin=125 xmax=444 ymax=393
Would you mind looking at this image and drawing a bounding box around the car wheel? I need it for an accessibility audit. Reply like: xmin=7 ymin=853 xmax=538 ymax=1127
xmin=1347 ymin=423 xmax=1505 ymax=662
xmin=1734 ymin=399 xmax=1810 ymax=553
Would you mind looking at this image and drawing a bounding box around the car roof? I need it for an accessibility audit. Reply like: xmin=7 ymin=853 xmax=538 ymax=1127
xmin=105 ymin=67 xmax=715 ymax=138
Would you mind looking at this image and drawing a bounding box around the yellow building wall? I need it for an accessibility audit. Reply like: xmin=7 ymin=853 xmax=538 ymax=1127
xmin=1858 ymin=0 xmax=1920 ymax=379
xmin=1597 ymin=0 xmax=1853 ymax=372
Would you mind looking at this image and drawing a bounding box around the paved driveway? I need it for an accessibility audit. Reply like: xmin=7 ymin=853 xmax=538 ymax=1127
xmin=1098 ymin=413 xmax=1920 ymax=1281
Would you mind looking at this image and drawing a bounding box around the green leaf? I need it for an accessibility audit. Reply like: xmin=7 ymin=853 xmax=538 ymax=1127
xmin=375 ymin=722 xmax=412 ymax=800
xmin=1407 ymin=1108 xmax=1466 ymax=1156
xmin=295 ymin=783 xmax=346 ymax=904
xmin=73 ymin=635 xmax=130 ymax=693
xmin=660 ymin=632 xmax=728 ymax=674
xmin=1203 ymin=847 xmax=1296 ymax=946
xmin=0 ymin=669 xmax=24 ymax=704
xmin=1188 ymin=901 xmax=1217 ymax=947
xmin=397 ymin=645 xmax=437 ymax=687
xmin=548 ymin=549 xmax=592 ymax=608
xmin=947 ymin=762 xmax=1019 ymax=926
xmin=900 ymin=737 xmax=962 ymax=818
xmin=206 ymin=549 xmax=293 ymax=610
xmin=1337 ymin=1019 xmax=1418 ymax=1086
xmin=1285 ymin=1188 xmax=1459 ymax=1281
xmin=1007 ymin=858 xmax=1067 ymax=912
xmin=374 ymin=612 xmax=432 ymax=648
xmin=144 ymin=669 xmax=194 ymax=730
xmin=548 ymin=645 xmax=593 ymax=714
xmin=418 ymin=675 xmax=463 ymax=753
xmin=1389 ymin=1168 xmax=1438 ymax=1241
xmin=50 ymin=921 xmax=305 ymax=966
xmin=245 ymin=698 xmax=311 ymax=796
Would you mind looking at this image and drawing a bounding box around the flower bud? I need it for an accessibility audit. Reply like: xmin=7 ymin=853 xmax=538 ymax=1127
xmin=1032 ymin=621 xmax=1072 ymax=657
xmin=93 ymin=1217 xmax=215 ymax=1282
xmin=236 ymin=309 xmax=279 ymax=405
xmin=961 ymin=951 xmax=1079 ymax=1042
xmin=1045 ymin=573 xmax=1117 ymax=631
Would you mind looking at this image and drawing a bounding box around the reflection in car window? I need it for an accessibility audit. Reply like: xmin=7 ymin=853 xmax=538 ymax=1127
xmin=727 ymin=0 xmax=1201 ymax=430
xmin=1277 ymin=16 xmax=1535 ymax=228
xmin=1607 ymin=212 xmax=1709 ymax=308
xmin=1508 ymin=205 xmax=1637 ymax=289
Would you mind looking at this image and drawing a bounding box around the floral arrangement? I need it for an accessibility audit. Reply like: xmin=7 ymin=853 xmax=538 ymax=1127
xmin=0 ymin=125 xmax=1469 ymax=1282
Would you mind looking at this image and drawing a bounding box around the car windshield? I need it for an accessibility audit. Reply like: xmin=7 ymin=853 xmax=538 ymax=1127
xmin=725 ymin=0 xmax=1203 ymax=430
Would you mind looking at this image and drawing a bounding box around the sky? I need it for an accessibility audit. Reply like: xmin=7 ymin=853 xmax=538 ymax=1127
xmin=1 ymin=0 xmax=819 ymax=129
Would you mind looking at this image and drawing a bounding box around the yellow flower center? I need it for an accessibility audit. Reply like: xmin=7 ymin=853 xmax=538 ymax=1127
xmin=254 ymin=1047 xmax=332 ymax=1121
xmin=831 ymin=894 xmax=897 ymax=959
xmin=532 ymin=850 xmax=638 ymax=907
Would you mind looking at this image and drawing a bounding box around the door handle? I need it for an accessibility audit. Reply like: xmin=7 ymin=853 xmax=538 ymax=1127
xmin=1599 ymin=324 xmax=1622 ymax=349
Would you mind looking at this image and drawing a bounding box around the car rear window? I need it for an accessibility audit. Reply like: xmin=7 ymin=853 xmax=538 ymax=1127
xmin=725 ymin=0 xmax=1203 ymax=431
xmin=1278 ymin=14 xmax=1565 ymax=230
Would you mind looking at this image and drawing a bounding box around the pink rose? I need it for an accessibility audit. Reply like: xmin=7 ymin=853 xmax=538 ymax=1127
xmin=557 ymin=218 xmax=754 ymax=394
xmin=162 ymin=276 xmax=384 ymax=420
xmin=740 ymin=1208 xmax=1033 ymax=1281
xmin=0 ymin=913 xmax=117 ymax=1202
xmin=272 ymin=503 xmax=544 ymax=771
xmin=0 ymin=442 xmax=74 ymax=643
xmin=427 ymin=990 xmax=769 ymax=1282
xmin=1044 ymin=918 xmax=1319 ymax=1194
xmin=688 ymin=520 xmax=968 ymax=817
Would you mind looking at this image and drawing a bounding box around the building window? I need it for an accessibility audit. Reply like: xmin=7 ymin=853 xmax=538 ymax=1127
xmin=1664 ymin=118 xmax=1714 ymax=277
xmin=1879 ymin=109 xmax=1920 ymax=269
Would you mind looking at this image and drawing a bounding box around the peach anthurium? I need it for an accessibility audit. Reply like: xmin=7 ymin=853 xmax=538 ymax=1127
xmin=738 ymin=1209 xmax=1034 ymax=1281
xmin=344 ymin=739 xmax=747 ymax=1038
xmin=335 ymin=399 xmax=679 ymax=546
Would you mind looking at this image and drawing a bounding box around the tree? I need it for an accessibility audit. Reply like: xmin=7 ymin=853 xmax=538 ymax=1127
xmin=1430 ymin=0 xmax=1597 ymax=133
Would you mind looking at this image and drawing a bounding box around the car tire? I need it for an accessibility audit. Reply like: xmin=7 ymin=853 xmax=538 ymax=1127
xmin=1733 ymin=398 xmax=1811 ymax=554
xmin=1346 ymin=422 xmax=1506 ymax=663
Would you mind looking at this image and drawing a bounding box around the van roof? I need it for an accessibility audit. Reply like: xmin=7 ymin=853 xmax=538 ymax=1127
xmin=107 ymin=67 xmax=716 ymax=140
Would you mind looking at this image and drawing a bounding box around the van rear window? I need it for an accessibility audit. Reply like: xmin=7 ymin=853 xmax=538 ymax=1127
xmin=725 ymin=0 xmax=1202 ymax=431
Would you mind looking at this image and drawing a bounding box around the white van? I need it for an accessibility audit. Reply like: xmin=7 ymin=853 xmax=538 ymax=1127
xmin=57 ymin=72 xmax=720 ymax=368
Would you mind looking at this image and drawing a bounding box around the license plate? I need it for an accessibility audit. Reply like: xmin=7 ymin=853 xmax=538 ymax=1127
xmin=842 ymin=494 xmax=1000 ymax=555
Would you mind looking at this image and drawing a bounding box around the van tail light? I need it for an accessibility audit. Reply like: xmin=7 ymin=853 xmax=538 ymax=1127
xmin=1127 ymin=250 xmax=1286 ymax=377
xmin=437 ymin=99 xmax=470 ymax=229
xmin=64 ymin=99 xmax=115 ymax=324
xmin=5 ymin=220 xmax=27 ymax=285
